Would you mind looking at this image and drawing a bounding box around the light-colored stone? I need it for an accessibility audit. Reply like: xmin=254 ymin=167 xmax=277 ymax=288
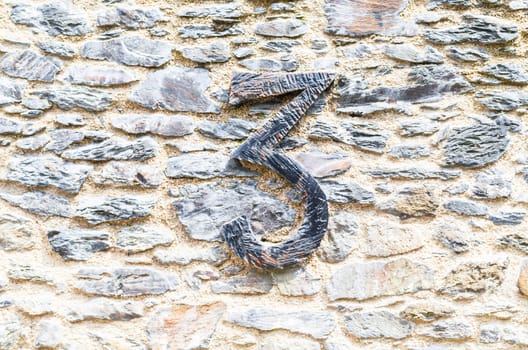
xmin=344 ymin=311 xmax=415 ymax=339
xmin=362 ymin=220 xmax=425 ymax=257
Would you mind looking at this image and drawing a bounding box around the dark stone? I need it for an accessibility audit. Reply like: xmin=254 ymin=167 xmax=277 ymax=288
xmin=424 ymin=15 xmax=518 ymax=44
xmin=471 ymin=169 xmax=512 ymax=199
xmin=447 ymin=47 xmax=489 ymax=62
xmin=81 ymin=35 xmax=173 ymax=67
xmin=44 ymin=129 xmax=111 ymax=154
xmin=179 ymin=42 xmax=230 ymax=63
xmin=320 ymin=180 xmax=374 ymax=204
xmin=497 ymin=233 xmax=528 ymax=253
xmin=111 ymin=114 xmax=195 ymax=137
xmin=0 ymin=191 xmax=72 ymax=217
xmin=129 ymin=67 xmax=220 ymax=113
xmin=61 ymin=64 xmax=138 ymax=86
xmin=198 ymin=118 xmax=257 ymax=140
xmin=0 ymin=78 xmax=26 ymax=105
xmin=96 ymin=6 xmax=166 ymax=28
xmin=255 ymin=19 xmax=308 ymax=37
xmin=400 ymin=119 xmax=440 ymax=136
xmin=178 ymin=24 xmax=244 ymax=39
xmin=75 ymin=196 xmax=156 ymax=225
xmin=365 ymin=167 xmax=461 ymax=180
xmin=38 ymin=41 xmax=76 ymax=58
xmin=488 ymin=211 xmax=525 ymax=225
xmin=476 ymin=90 xmax=528 ymax=111
xmin=261 ymin=40 xmax=301 ymax=52
xmin=384 ymin=44 xmax=444 ymax=64
xmin=278 ymin=136 xmax=308 ymax=151
xmin=1 ymin=50 xmax=62 ymax=82
xmin=32 ymin=86 xmax=111 ymax=112
xmin=166 ymin=154 xmax=257 ymax=179
xmin=444 ymin=199 xmax=488 ymax=216
xmin=482 ymin=63 xmax=528 ymax=85
xmin=62 ymin=137 xmax=157 ymax=161
xmin=47 ymin=229 xmax=110 ymax=261
xmin=390 ymin=145 xmax=430 ymax=159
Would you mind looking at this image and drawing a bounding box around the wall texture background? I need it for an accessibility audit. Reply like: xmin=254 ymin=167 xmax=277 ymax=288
xmin=0 ymin=0 xmax=528 ymax=349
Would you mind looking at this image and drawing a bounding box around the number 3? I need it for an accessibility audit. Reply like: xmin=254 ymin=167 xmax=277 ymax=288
xmin=222 ymin=72 xmax=336 ymax=269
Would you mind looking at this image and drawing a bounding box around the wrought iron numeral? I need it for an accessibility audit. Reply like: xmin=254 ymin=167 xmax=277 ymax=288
xmin=222 ymin=72 xmax=336 ymax=270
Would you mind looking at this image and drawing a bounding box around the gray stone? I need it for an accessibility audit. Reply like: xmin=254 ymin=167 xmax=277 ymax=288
xmin=38 ymin=41 xmax=75 ymax=58
xmin=363 ymin=221 xmax=425 ymax=257
xmin=212 ymin=270 xmax=273 ymax=295
xmin=0 ymin=191 xmax=72 ymax=217
xmin=238 ymin=58 xmax=294 ymax=72
xmin=116 ymin=225 xmax=174 ymax=253
xmin=226 ymin=307 xmax=336 ymax=339
xmin=400 ymin=304 xmax=455 ymax=323
xmin=390 ymin=145 xmax=431 ymax=159
xmin=271 ymin=266 xmax=321 ymax=296
xmin=0 ymin=116 xmax=43 ymax=136
xmin=75 ymin=195 xmax=156 ymax=225
xmin=320 ymin=179 xmax=374 ymax=204
xmin=62 ymin=137 xmax=157 ymax=161
xmin=255 ymin=19 xmax=308 ymax=37
xmin=425 ymin=15 xmax=518 ymax=44
xmin=0 ymin=78 xmax=26 ymax=105
xmin=33 ymin=86 xmax=111 ymax=112
xmin=415 ymin=13 xmax=447 ymax=24
xmin=198 ymin=118 xmax=256 ymax=140
xmin=178 ymin=3 xmax=241 ymax=18
xmin=4 ymin=154 xmax=92 ymax=193
xmin=327 ymin=258 xmax=434 ymax=300
xmin=419 ymin=319 xmax=474 ymax=339
xmin=261 ymin=40 xmax=301 ymax=52
xmin=45 ymin=129 xmax=111 ymax=154
xmin=476 ymin=90 xmax=528 ymax=111
xmin=35 ymin=318 xmax=61 ymax=348
xmin=364 ymin=167 xmax=460 ymax=180
xmin=92 ymin=162 xmax=162 ymax=188
xmin=129 ymin=67 xmax=220 ymax=113
xmin=66 ymin=298 xmax=144 ymax=322
xmin=443 ymin=124 xmax=509 ymax=167
xmin=482 ymin=63 xmax=528 ymax=85
xmin=233 ymin=47 xmax=254 ymax=59
xmin=0 ymin=312 xmax=21 ymax=349
xmin=54 ymin=114 xmax=84 ymax=127
xmin=0 ymin=213 xmax=36 ymax=251
xmin=377 ymin=186 xmax=439 ymax=219
xmin=171 ymin=180 xmax=295 ymax=241
xmin=384 ymin=44 xmax=444 ymax=64
xmin=22 ymin=96 xmax=51 ymax=110
xmin=76 ymin=267 xmax=179 ymax=296
xmin=471 ymin=169 xmax=512 ymax=199
xmin=61 ymin=64 xmax=138 ymax=86
xmin=444 ymin=199 xmax=488 ymax=216
xmin=179 ymin=42 xmax=230 ymax=63
xmin=178 ymin=24 xmax=244 ymax=39
xmin=479 ymin=324 xmax=528 ymax=345
xmin=292 ymin=151 xmax=351 ymax=178
xmin=10 ymin=1 xmax=92 ymax=36
xmin=166 ymin=141 xmax=220 ymax=153
xmin=15 ymin=134 xmax=49 ymax=151
xmin=510 ymin=0 xmax=528 ymax=8
xmin=47 ymin=228 xmax=110 ymax=261
xmin=447 ymin=47 xmax=489 ymax=62
xmin=497 ymin=233 xmax=528 ymax=254
xmin=318 ymin=211 xmax=358 ymax=263
xmin=344 ymin=311 xmax=415 ymax=339
xmin=81 ymin=35 xmax=173 ymax=67
xmin=488 ymin=211 xmax=525 ymax=225
xmin=1 ymin=50 xmax=62 ymax=82
xmin=96 ymin=6 xmax=166 ymax=28
xmin=155 ymin=245 xmax=229 ymax=266
xmin=166 ymin=153 xmax=257 ymax=179
xmin=111 ymin=114 xmax=195 ymax=137
xmin=436 ymin=223 xmax=477 ymax=254
xmin=8 ymin=264 xmax=55 ymax=284
xmin=439 ymin=261 xmax=507 ymax=298
xmin=400 ymin=119 xmax=440 ymax=136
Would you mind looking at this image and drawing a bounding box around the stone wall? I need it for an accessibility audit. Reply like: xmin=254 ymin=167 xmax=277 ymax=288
xmin=0 ymin=0 xmax=527 ymax=349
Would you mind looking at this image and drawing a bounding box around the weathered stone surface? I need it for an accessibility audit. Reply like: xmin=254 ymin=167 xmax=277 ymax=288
xmin=62 ymin=137 xmax=157 ymax=161
xmin=482 ymin=63 xmax=528 ymax=85
xmin=328 ymin=258 xmax=433 ymax=300
xmin=238 ymin=58 xmax=298 ymax=72
xmin=480 ymin=324 xmax=528 ymax=345
xmin=172 ymin=180 xmax=294 ymax=241
xmin=255 ymin=19 xmax=308 ymax=38
xmin=400 ymin=304 xmax=454 ymax=322
xmin=320 ymin=179 xmax=375 ymax=204
xmin=76 ymin=267 xmax=178 ymax=296
xmin=75 ymin=195 xmax=156 ymax=225
xmin=96 ymin=6 xmax=165 ymax=28
xmin=400 ymin=119 xmax=439 ymax=136
xmin=271 ymin=266 xmax=321 ymax=296
xmin=471 ymin=169 xmax=512 ymax=199
xmin=147 ymin=302 xmax=226 ymax=350
xmin=0 ymin=213 xmax=36 ymax=251
xmin=44 ymin=129 xmax=110 ymax=154
xmin=8 ymin=263 xmax=55 ymax=284
xmin=0 ymin=191 xmax=72 ymax=217
xmin=116 ymin=225 xmax=174 ymax=253
xmin=211 ymin=270 xmax=273 ymax=294
xmin=476 ymin=90 xmax=528 ymax=111
xmin=519 ymin=262 xmax=528 ymax=296
xmin=390 ymin=145 xmax=431 ymax=159
xmin=178 ymin=24 xmax=244 ymax=39
xmin=1 ymin=50 xmax=62 ymax=82
xmin=377 ymin=186 xmax=439 ymax=219
xmin=260 ymin=335 xmax=320 ymax=350
xmin=178 ymin=3 xmax=241 ymax=18
xmin=155 ymin=245 xmax=228 ymax=266
xmin=318 ymin=211 xmax=358 ymax=263
xmin=344 ymin=311 xmax=415 ymax=339
xmin=226 ymin=307 xmax=336 ymax=339
xmin=293 ymin=151 xmax=352 ymax=178
xmin=111 ymin=114 xmax=194 ymax=137
xmin=15 ymin=294 xmax=55 ymax=316
xmin=439 ymin=261 xmax=507 ymax=298
xmin=365 ymin=167 xmax=460 ymax=180
xmin=233 ymin=47 xmax=254 ymax=59
xmin=47 ymin=228 xmax=110 ymax=261
xmin=81 ymin=35 xmax=173 ymax=67
xmin=419 ymin=319 xmax=475 ymax=339
xmin=178 ymin=42 xmax=230 ymax=63
xmin=262 ymin=40 xmax=301 ymax=52
xmin=447 ymin=47 xmax=489 ymax=62
xmin=35 ymin=318 xmax=61 ymax=348
xmin=66 ymin=298 xmax=144 ymax=322
xmin=4 ymin=154 xmax=92 ymax=193
xmin=425 ymin=15 xmax=518 ymax=44
xmin=22 ymin=95 xmax=51 ymax=110
xmin=384 ymin=44 xmax=443 ymax=64
xmin=363 ymin=221 xmax=424 ymax=257
xmin=0 ymin=116 xmax=43 ymax=136
xmin=93 ymin=162 xmax=162 ymax=188
xmin=488 ymin=211 xmax=525 ymax=225
xmin=442 ymin=124 xmax=509 ymax=168
xmin=0 ymin=78 xmax=26 ymax=105
xmin=498 ymin=233 xmax=528 ymax=254
xmin=198 ymin=118 xmax=256 ymax=140
xmin=0 ymin=312 xmax=21 ymax=349
xmin=38 ymin=41 xmax=75 ymax=58
xmin=166 ymin=153 xmax=256 ymax=179
xmin=54 ymin=114 xmax=84 ymax=127
xmin=61 ymin=64 xmax=138 ymax=86
xmin=129 ymin=67 xmax=220 ymax=113
xmin=10 ymin=1 xmax=92 ymax=36
xmin=16 ymin=135 xmax=48 ymax=151
xmin=324 ymin=0 xmax=417 ymax=37
xmin=444 ymin=199 xmax=488 ymax=216
xmin=33 ymin=86 xmax=111 ymax=112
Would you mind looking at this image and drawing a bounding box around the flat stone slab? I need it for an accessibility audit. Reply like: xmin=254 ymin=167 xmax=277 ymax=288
xmin=61 ymin=64 xmax=138 ymax=86
xmin=111 ymin=114 xmax=195 ymax=137
xmin=32 ymin=86 xmax=112 ymax=112
xmin=1 ymin=50 xmax=62 ymax=82
xmin=47 ymin=228 xmax=110 ymax=261
xmin=75 ymin=195 xmax=156 ymax=225
xmin=62 ymin=137 xmax=157 ymax=161
xmin=96 ymin=6 xmax=166 ymax=28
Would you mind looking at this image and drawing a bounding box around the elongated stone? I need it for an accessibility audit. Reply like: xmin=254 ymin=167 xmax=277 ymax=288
xmin=4 ymin=154 xmax=92 ymax=193
xmin=419 ymin=319 xmax=475 ymax=339
xmin=111 ymin=114 xmax=194 ymax=137
xmin=390 ymin=145 xmax=430 ymax=159
xmin=81 ymin=35 xmax=173 ymax=67
xmin=476 ymin=90 xmax=528 ymax=111
xmin=447 ymin=47 xmax=489 ymax=62
xmin=166 ymin=153 xmax=257 ymax=179
xmin=154 ymin=246 xmax=229 ymax=266
xmin=0 ymin=117 xmax=43 ymax=136
xmin=271 ymin=266 xmax=321 ymax=296
xmin=61 ymin=64 xmax=138 ymax=86
xmin=472 ymin=169 xmax=512 ymax=199
xmin=198 ymin=118 xmax=256 ymax=140
xmin=38 ymin=41 xmax=75 ymax=58
xmin=293 ymin=151 xmax=352 ymax=178
xmin=116 ymin=225 xmax=174 ymax=253
xmin=0 ymin=78 xmax=26 ymax=105
xmin=384 ymin=44 xmax=444 ymax=64
xmin=444 ymin=199 xmax=488 ymax=216
xmin=62 ymin=137 xmax=157 ymax=161
xmin=377 ymin=186 xmax=439 ymax=219
xmin=226 ymin=307 xmax=336 ymax=339
xmin=482 ymin=63 xmax=528 ymax=85
xmin=439 ymin=261 xmax=507 ymax=298
xmin=320 ymin=179 xmax=374 ymax=204
xmin=400 ymin=119 xmax=439 ymax=136
xmin=129 ymin=67 xmax=220 ymax=113
xmin=344 ymin=311 xmax=415 ymax=339
xmin=363 ymin=221 xmax=425 ymax=257
xmin=365 ymin=167 xmax=460 ymax=180
xmin=178 ymin=3 xmax=241 ymax=17
xmin=488 ymin=211 xmax=525 ymax=225
xmin=178 ymin=24 xmax=244 ymax=39
xmin=76 ymin=268 xmax=178 ymax=296
xmin=497 ymin=233 xmax=528 ymax=254
xmin=66 ymin=298 xmax=144 ymax=322
xmin=45 ymin=129 xmax=111 ymax=154
xmin=211 ymin=270 xmax=273 ymax=294
xmin=0 ymin=191 xmax=72 ymax=217
xmin=92 ymin=162 xmax=162 ymax=188
xmin=0 ymin=213 xmax=36 ymax=251
xmin=1 ymin=50 xmax=62 ymax=82
xmin=96 ymin=6 xmax=166 ymax=28
xmin=75 ymin=195 xmax=156 ymax=225
xmin=255 ymin=19 xmax=308 ymax=38
xmin=178 ymin=42 xmax=230 ymax=63
xmin=33 ymin=86 xmax=111 ymax=112
xmin=47 ymin=228 xmax=110 ymax=261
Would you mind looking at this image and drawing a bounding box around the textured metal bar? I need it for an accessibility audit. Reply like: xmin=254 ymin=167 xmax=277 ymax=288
xmin=222 ymin=72 xmax=336 ymax=269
